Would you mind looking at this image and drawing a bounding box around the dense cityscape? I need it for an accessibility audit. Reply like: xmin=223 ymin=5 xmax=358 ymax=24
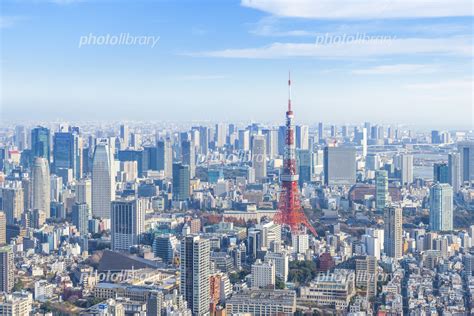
xmin=0 ymin=73 xmax=473 ymax=315
xmin=1 ymin=0 xmax=473 ymax=315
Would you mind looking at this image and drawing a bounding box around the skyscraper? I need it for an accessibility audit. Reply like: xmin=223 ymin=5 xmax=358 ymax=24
xmin=181 ymin=140 xmax=195 ymax=179
xmin=31 ymin=126 xmax=50 ymax=162
xmin=0 ymin=245 xmax=14 ymax=293
xmin=157 ymin=138 xmax=172 ymax=178
xmin=297 ymin=150 xmax=312 ymax=187
xmin=433 ymin=162 xmax=449 ymax=183
xmin=91 ymin=139 xmax=115 ymax=219
xmin=72 ymin=203 xmax=90 ymax=236
xmin=180 ymin=235 xmax=210 ymax=315
xmin=458 ymin=141 xmax=474 ymax=183
xmin=53 ymin=130 xmax=82 ymax=180
xmin=198 ymin=126 xmax=209 ymax=155
xmin=172 ymin=163 xmax=190 ymax=201
xmin=384 ymin=207 xmax=402 ymax=259
xmin=119 ymin=124 xmax=129 ymax=148
xmin=318 ymin=122 xmax=324 ymax=144
xmin=215 ymin=123 xmax=227 ymax=148
xmin=111 ymin=198 xmax=145 ymax=252
xmin=295 ymin=125 xmax=309 ymax=150
xmin=375 ymin=170 xmax=388 ymax=212
xmin=429 ymin=183 xmax=453 ymax=232
xmin=323 ymin=147 xmax=357 ymax=186
xmin=32 ymin=157 xmax=51 ymax=218
xmin=252 ymin=135 xmax=267 ymax=183
xmin=75 ymin=179 xmax=92 ymax=210
xmin=14 ymin=125 xmax=28 ymax=151
xmin=238 ymin=129 xmax=250 ymax=152
xmin=448 ymin=152 xmax=461 ymax=192
xmin=1 ymin=185 xmax=24 ymax=225
xmin=399 ymin=154 xmax=413 ymax=185
xmin=0 ymin=212 xmax=6 ymax=245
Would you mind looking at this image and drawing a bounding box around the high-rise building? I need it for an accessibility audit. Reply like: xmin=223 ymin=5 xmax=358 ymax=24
xmin=180 ymin=235 xmax=210 ymax=315
xmin=157 ymin=138 xmax=172 ymax=178
xmin=14 ymin=125 xmax=28 ymax=151
xmin=1 ymin=186 xmax=24 ymax=225
xmin=264 ymin=251 xmax=289 ymax=282
xmin=72 ymin=203 xmax=90 ymax=236
xmin=0 ymin=212 xmax=6 ymax=245
xmin=111 ymin=198 xmax=145 ymax=252
xmin=399 ymin=154 xmax=413 ymax=185
xmin=215 ymin=123 xmax=227 ymax=148
xmin=295 ymin=125 xmax=309 ymax=150
xmin=318 ymin=122 xmax=324 ymax=143
xmin=198 ymin=126 xmax=209 ymax=155
xmin=278 ymin=126 xmax=287 ymax=155
xmin=238 ymin=129 xmax=250 ymax=152
xmin=32 ymin=157 xmax=51 ymax=218
xmin=91 ymin=139 xmax=115 ymax=219
xmin=459 ymin=141 xmax=474 ymax=183
xmin=448 ymin=152 xmax=461 ymax=192
xmin=375 ymin=170 xmax=388 ymax=211
xmin=323 ymin=147 xmax=357 ymax=186
xmin=31 ymin=126 xmax=50 ymax=162
xmin=297 ymin=150 xmax=312 ymax=187
xmin=263 ymin=129 xmax=278 ymax=158
xmin=365 ymin=153 xmax=379 ymax=171
xmin=0 ymin=245 xmax=14 ymax=293
xmin=75 ymin=179 xmax=92 ymax=210
xmin=252 ymin=135 xmax=267 ymax=183
xmin=53 ymin=130 xmax=82 ymax=180
xmin=251 ymin=259 xmax=275 ymax=289
xmin=119 ymin=124 xmax=129 ymax=148
xmin=433 ymin=163 xmax=449 ymax=183
xmin=181 ymin=140 xmax=195 ymax=179
xmin=172 ymin=163 xmax=190 ymax=201
xmin=429 ymin=183 xmax=453 ymax=232
xmin=355 ymin=256 xmax=378 ymax=300
xmin=384 ymin=207 xmax=402 ymax=259
xmin=153 ymin=234 xmax=178 ymax=264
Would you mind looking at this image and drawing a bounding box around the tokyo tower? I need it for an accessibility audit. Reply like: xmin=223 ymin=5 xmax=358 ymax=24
xmin=274 ymin=73 xmax=318 ymax=237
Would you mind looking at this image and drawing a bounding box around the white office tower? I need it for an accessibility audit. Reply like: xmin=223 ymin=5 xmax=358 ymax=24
xmin=180 ymin=235 xmax=210 ymax=316
xmin=399 ymin=154 xmax=413 ymax=185
xmin=215 ymin=123 xmax=227 ymax=148
xmin=429 ymin=183 xmax=453 ymax=232
xmin=265 ymin=251 xmax=289 ymax=282
xmin=366 ymin=228 xmax=384 ymax=252
xmin=362 ymin=127 xmax=367 ymax=157
xmin=448 ymin=152 xmax=461 ymax=192
xmin=384 ymin=207 xmax=403 ymax=259
xmin=238 ymin=129 xmax=250 ymax=151
xmin=251 ymin=259 xmax=275 ymax=289
xmin=256 ymin=221 xmax=281 ymax=249
xmin=181 ymin=140 xmax=196 ymax=178
xmin=292 ymin=233 xmax=309 ymax=254
xmin=363 ymin=235 xmax=381 ymax=260
xmin=119 ymin=124 xmax=129 ymax=148
xmin=92 ymin=139 xmax=115 ymax=218
xmin=264 ymin=129 xmax=278 ymax=158
xmin=120 ymin=161 xmax=138 ymax=182
xmin=75 ymin=179 xmax=92 ymax=210
xmin=111 ymin=198 xmax=145 ymax=252
xmin=296 ymin=125 xmax=309 ymax=150
xmin=50 ymin=175 xmax=62 ymax=202
xmin=252 ymin=135 xmax=267 ymax=183
xmin=32 ymin=157 xmax=51 ymax=218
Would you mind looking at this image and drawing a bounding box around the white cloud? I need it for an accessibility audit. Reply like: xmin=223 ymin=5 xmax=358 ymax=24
xmin=241 ymin=0 xmax=473 ymax=19
xmin=187 ymin=36 xmax=471 ymax=59
xmin=0 ymin=16 xmax=24 ymax=29
xmin=353 ymin=64 xmax=440 ymax=75
xmin=249 ymin=16 xmax=313 ymax=37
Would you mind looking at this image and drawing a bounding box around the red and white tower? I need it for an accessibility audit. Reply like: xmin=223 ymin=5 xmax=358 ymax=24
xmin=275 ymin=73 xmax=318 ymax=236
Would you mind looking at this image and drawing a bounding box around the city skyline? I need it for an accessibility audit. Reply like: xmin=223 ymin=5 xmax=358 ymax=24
xmin=1 ymin=0 xmax=472 ymax=127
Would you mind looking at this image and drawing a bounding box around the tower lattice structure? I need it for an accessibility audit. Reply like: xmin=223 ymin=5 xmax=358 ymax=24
xmin=274 ymin=73 xmax=318 ymax=237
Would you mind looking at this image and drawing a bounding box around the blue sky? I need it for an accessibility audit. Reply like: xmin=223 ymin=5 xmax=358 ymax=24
xmin=1 ymin=0 xmax=472 ymax=128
